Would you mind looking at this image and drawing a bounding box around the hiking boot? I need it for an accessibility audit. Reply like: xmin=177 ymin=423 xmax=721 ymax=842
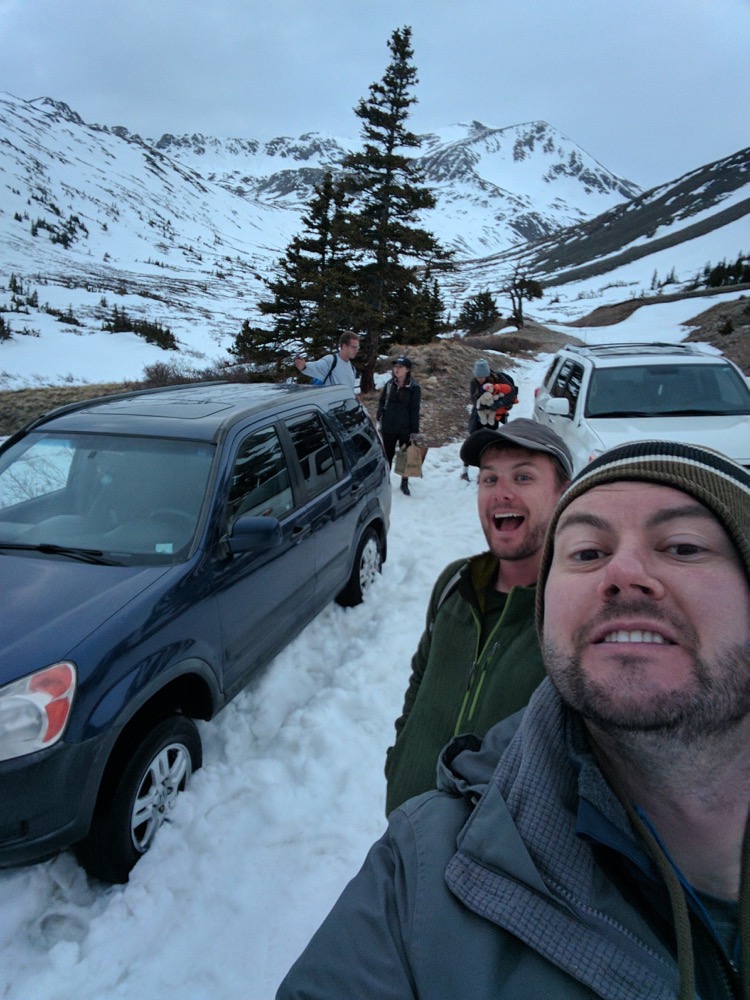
xmin=400 ymin=479 xmax=411 ymax=496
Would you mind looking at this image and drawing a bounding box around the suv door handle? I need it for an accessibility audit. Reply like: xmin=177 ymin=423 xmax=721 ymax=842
xmin=291 ymin=523 xmax=312 ymax=544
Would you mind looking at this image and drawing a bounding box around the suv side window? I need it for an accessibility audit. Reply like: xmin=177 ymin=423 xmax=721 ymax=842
xmin=550 ymin=359 xmax=585 ymax=416
xmin=549 ymin=359 xmax=574 ymax=398
xmin=284 ymin=411 xmax=341 ymax=499
xmin=226 ymin=425 xmax=293 ymax=525
xmin=542 ymin=357 xmax=561 ymax=388
xmin=327 ymin=398 xmax=380 ymax=460
xmin=565 ymin=363 xmax=584 ymax=414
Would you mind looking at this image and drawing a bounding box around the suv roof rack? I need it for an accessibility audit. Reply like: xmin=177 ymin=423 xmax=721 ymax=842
xmin=562 ymin=342 xmax=707 ymax=358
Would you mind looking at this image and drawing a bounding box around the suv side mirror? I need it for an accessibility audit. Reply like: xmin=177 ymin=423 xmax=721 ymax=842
xmin=540 ymin=397 xmax=570 ymax=417
xmin=227 ymin=515 xmax=282 ymax=554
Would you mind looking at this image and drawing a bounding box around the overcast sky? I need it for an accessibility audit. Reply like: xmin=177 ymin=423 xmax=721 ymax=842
xmin=2 ymin=0 xmax=749 ymax=189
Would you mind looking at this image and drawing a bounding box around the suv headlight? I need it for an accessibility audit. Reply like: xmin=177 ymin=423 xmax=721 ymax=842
xmin=0 ymin=662 xmax=76 ymax=762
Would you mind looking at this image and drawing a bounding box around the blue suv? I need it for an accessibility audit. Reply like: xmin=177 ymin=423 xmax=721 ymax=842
xmin=0 ymin=381 xmax=390 ymax=881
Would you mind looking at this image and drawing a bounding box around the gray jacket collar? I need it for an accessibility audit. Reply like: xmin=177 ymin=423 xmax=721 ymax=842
xmin=442 ymin=679 xmax=681 ymax=999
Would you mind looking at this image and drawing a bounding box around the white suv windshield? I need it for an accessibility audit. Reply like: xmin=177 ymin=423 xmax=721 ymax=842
xmin=586 ymin=363 xmax=750 ymax=418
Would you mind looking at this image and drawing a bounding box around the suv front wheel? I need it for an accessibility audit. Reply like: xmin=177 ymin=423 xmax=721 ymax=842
xmin=336 ymin=527 xmax=383 ymax=607
xmin=76 ymin=715 xmax=202 ymax=883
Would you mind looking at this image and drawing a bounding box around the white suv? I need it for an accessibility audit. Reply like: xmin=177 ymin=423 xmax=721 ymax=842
xmin=532 ymin=342 xmax=750 ymax=475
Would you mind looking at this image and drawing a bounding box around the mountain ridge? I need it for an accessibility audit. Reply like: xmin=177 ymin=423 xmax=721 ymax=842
xmin=0 ymin=90 xmax=748 ymax=389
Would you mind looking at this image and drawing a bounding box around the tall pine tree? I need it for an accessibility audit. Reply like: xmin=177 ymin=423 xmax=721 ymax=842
xmin=235 ymin=27 xmax=451 ymax=385
xmin=341 ymin=26 xmax=452 ymax=391
xmin=233 ymin=171 xmax=358 ymax=366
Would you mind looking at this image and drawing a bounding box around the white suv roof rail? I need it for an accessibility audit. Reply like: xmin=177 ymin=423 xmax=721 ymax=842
xmin=562 ymin=342 xmax=707 ymax=358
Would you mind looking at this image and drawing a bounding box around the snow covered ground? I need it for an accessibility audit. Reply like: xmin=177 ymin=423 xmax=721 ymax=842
xmin=0 ymin=298 xmax=737 ymax=999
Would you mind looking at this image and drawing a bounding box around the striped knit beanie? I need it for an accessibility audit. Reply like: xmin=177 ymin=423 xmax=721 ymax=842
xmin=536 ymin=440 xmax=750 ymax=634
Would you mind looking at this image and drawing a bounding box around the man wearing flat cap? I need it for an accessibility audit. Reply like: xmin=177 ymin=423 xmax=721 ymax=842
xmin=384 ymin=418 xmax=572 ymax=812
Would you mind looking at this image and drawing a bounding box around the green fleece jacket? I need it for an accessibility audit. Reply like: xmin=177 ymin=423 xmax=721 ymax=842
xmin=384 ymin=552 xmax=545 ymax=815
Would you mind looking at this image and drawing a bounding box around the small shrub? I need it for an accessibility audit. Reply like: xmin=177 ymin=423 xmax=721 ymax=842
xmin=56 ymin=305 xmax=81 ymax=326
xmin=103 ymin=305 xmax=178 ymax=350
xmin=141 ymin=360 xmax=193 ymax=387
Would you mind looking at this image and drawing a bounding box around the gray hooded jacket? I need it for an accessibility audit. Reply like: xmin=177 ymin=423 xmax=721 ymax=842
xmin=277 ymin=679 xmax=742 ymax=999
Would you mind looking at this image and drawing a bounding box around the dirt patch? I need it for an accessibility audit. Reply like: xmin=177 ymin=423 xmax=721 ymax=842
xmin=681 ymin=296 xmax=750 ymax=372
xmin=0 ymin=382 xmax=141 ymax=439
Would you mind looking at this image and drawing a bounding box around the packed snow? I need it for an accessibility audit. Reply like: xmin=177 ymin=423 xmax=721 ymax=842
xmin=0 ymin=299 xmax=738 ymax=1000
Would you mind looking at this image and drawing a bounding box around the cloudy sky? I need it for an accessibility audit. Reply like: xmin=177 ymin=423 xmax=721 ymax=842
xmin=2 ymin=0 xmax=749 ymax=189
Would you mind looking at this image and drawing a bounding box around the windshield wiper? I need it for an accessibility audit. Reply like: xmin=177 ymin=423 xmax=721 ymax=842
xmin=591 ymin=410 xmax=654 ymax=418
xmin=0 ymin=541 xmax=120 ymax=565
xmin=656 ymin=408 xmax=725 ymax=416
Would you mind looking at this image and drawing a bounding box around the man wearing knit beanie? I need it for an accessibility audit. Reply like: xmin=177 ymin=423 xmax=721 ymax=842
xmin=525 ymin=439 xmax=749 ymax=995
xmin=278 ymin=441 xmax=750 ymax=1000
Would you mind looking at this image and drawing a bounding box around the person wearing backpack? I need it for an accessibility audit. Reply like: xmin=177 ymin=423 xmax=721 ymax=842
xmin=294 ymin=332 xmax=360 ymax=389
xmin=376 ymin=356 xmax=421 ymax=496
xmin=460 ymin=358 xmax=518 ymax=481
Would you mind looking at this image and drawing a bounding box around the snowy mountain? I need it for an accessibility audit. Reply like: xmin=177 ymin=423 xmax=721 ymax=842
xmin=451 ymin=145 xmax=750 ymax=300
xmin=0 ymin=90 xmax=748 ymax=386
xmin=154 ymin=118 xmax=640 ymax=256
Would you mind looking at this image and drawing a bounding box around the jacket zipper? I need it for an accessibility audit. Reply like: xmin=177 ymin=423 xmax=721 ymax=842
xmin=453 ymin=591 xmax=514 ymax=735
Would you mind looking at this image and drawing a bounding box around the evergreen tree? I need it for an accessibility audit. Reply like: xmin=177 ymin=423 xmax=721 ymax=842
xmin=414 ymin=276 xmax=448 ymax=343
xmin=340 ymin=26 xmax=452 ymax=391
xmin=501 ymin=267 xmax=543 ymax=328
xmin=235 ymin=171 xmax=359 ymax=370
xmin=457 ymin=290 xmax=500 ymax=334
xmin=387 ymin=274 xmax=447 ymax=344
xmin=261 ymin=172 xmax=358 ymax=345
xmin=228 ymin=318 xmax=288 ymax=376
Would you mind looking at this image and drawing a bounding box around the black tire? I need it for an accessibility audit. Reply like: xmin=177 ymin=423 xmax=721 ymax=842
xmin=76 ymin=715 xmax=202 ymax=883
xmin=336 ymin=527 xmax=383 ymax=607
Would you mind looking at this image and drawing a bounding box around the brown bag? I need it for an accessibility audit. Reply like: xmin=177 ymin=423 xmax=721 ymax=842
xmin=394 ymin=443 xmax=428 ymax=478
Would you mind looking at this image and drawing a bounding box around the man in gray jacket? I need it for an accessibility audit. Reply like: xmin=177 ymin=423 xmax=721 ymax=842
xmin=277 ymin=440 xmax=750 ymax=999
xmin=294 ymin=332 xmax=359 ymax=389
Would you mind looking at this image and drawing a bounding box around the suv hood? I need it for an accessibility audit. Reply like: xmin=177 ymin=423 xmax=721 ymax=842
xmin=0 ymin=554 xmax=171 ymax=681
xmin=590 ymin=414 xmax=750 ymax=465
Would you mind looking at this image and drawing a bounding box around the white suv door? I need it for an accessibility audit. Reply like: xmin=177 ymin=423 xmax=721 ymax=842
xmin=534 ymin=358 xmax=608 ymax=473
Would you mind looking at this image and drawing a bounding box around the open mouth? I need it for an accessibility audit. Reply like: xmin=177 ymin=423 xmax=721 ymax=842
xmin=493 ymin=513 xmax=525 ymax=533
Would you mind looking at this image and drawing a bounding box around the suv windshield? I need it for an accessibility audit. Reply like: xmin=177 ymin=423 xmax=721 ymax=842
xmin=0 ymin=433 xmax=215 ymax=563
xmin=586 ymin=363 xmax=750 ymax=418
